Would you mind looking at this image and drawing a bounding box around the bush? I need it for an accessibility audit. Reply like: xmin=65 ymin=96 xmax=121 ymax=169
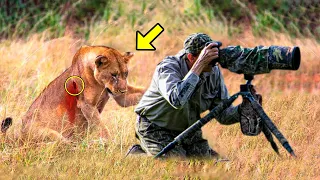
xmin=203 ymin=0 xmax=320 ymax=40
xmin=0 ymin=0 xmax=111 ymax=39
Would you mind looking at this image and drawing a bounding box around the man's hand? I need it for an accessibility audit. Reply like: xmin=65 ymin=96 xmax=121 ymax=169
xmin=190 ymin=43 xmax=219 ymax=76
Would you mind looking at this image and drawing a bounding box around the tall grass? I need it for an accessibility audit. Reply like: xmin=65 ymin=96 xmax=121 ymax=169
xmin=0 ymin=0 xmax=320 ymax=179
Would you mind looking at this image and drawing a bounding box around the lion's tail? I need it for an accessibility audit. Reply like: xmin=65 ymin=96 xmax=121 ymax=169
xmin=1 ymin=117 xmax=12 ymax=134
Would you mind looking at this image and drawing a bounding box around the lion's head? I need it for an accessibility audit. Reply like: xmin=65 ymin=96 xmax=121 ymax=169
xmin=77 ymin=46 xmax=134 ymax=96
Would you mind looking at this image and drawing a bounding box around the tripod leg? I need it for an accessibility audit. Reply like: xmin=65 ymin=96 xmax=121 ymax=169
xmin=247 ymin=96 xmax=296 ymax=157
xmin=154 ymin=94 xmax=240 ymax=158
xmin=262 ymin=123 xmax=279 ymax=155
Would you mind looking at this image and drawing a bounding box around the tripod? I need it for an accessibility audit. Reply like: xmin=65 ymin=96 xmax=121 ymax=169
xmin=154 ymin=75 xmax=296 ymax=158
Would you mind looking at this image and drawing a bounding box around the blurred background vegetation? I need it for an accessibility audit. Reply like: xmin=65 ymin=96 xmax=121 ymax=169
xmin=0 ymin=0 xmax=319 ymax=40
xmin=1 ymin=1 xmax=319 ymax=179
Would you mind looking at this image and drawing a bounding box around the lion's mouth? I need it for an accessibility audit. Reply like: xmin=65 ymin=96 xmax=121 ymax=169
xmin=106 ymin=88 xmax=127 ymax=96
xmin=106 ymin=88 xmax=113 ymax=95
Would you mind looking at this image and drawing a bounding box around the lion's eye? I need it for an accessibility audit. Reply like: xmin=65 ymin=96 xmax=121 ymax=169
xmin=111 ymin=73 xmax=118 ymax=78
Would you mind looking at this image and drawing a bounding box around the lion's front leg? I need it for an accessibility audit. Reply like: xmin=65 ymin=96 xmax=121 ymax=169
xmin=113 ymin=84 xmax=146 ymax=107
xmin=77 ymin=99 xmax=110 ymax=139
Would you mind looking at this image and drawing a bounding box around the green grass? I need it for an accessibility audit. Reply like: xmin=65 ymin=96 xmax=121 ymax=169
xmin=1 ymin=0 xmax=319 ymax=40
xmin=0 ymin=0 xmax=320 ymax=179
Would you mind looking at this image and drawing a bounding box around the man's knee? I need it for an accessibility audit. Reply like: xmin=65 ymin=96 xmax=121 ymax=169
xmin=135 ymin=118 xmax=185 ymax=157
xmin=138 ymin=132 xmax=187 ymax=157
xmin=182 ymin=130 xmax=219 ymax=157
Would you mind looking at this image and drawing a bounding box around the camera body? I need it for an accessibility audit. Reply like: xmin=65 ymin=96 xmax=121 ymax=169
xmin=205 ymin=41 xmax=222 ymax=65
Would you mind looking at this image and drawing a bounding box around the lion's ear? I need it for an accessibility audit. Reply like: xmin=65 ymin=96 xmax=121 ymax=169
xmin=95 ymin=55 xmax=108 ymax=68
xmin=123 ymin=52 xmax=134 ymax=63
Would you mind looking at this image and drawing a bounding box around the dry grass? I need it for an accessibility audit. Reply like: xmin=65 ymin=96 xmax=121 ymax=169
xmin=1 ymin=1 xmax=320 ymax=179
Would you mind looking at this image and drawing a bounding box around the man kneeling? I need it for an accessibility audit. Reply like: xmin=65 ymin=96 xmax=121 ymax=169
xmin=130 ymin=33 xmax=255 ymax=157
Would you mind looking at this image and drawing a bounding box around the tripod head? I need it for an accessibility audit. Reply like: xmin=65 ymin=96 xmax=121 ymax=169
xmin=244 ymin=74 xmax=254 ymax=85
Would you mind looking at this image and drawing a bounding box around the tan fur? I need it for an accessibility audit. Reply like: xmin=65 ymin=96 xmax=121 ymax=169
xmin=2 ymin=46 xmax=145 ymax=142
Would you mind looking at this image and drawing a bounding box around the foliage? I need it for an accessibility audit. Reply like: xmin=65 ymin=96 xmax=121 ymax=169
xmin=0 ymin=0 xmax=111 ymax=39
xmin=203 ymin=0 xmax=320 ymax=40
xmin=1 ymin=0 xmax=319 ymax=40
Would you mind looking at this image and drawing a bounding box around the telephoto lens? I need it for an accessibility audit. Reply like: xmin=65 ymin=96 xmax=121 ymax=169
xmin=268 ymin=46 xmax=300 ymax=71
xmin=218 ymin=45 xmax=301 ymax=75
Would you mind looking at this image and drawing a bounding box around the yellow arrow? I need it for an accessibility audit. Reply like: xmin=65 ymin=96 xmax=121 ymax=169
xmin=136 ymin=23 xmax=164 ymax=50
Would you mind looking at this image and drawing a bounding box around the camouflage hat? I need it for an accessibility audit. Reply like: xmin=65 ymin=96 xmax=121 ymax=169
xmin=184 ymin=33 xmax=213 ymax=55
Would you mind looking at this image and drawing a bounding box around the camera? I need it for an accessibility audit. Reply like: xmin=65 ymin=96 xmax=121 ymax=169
xmin=205 ymin=41 xmax=222 ymax=65
xmin=206 ymin=41 xmax=301 ymax=74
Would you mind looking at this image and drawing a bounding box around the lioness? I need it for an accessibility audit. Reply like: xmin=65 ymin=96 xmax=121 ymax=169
xmin=1 ymin=46 xmax=145 ymax=142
